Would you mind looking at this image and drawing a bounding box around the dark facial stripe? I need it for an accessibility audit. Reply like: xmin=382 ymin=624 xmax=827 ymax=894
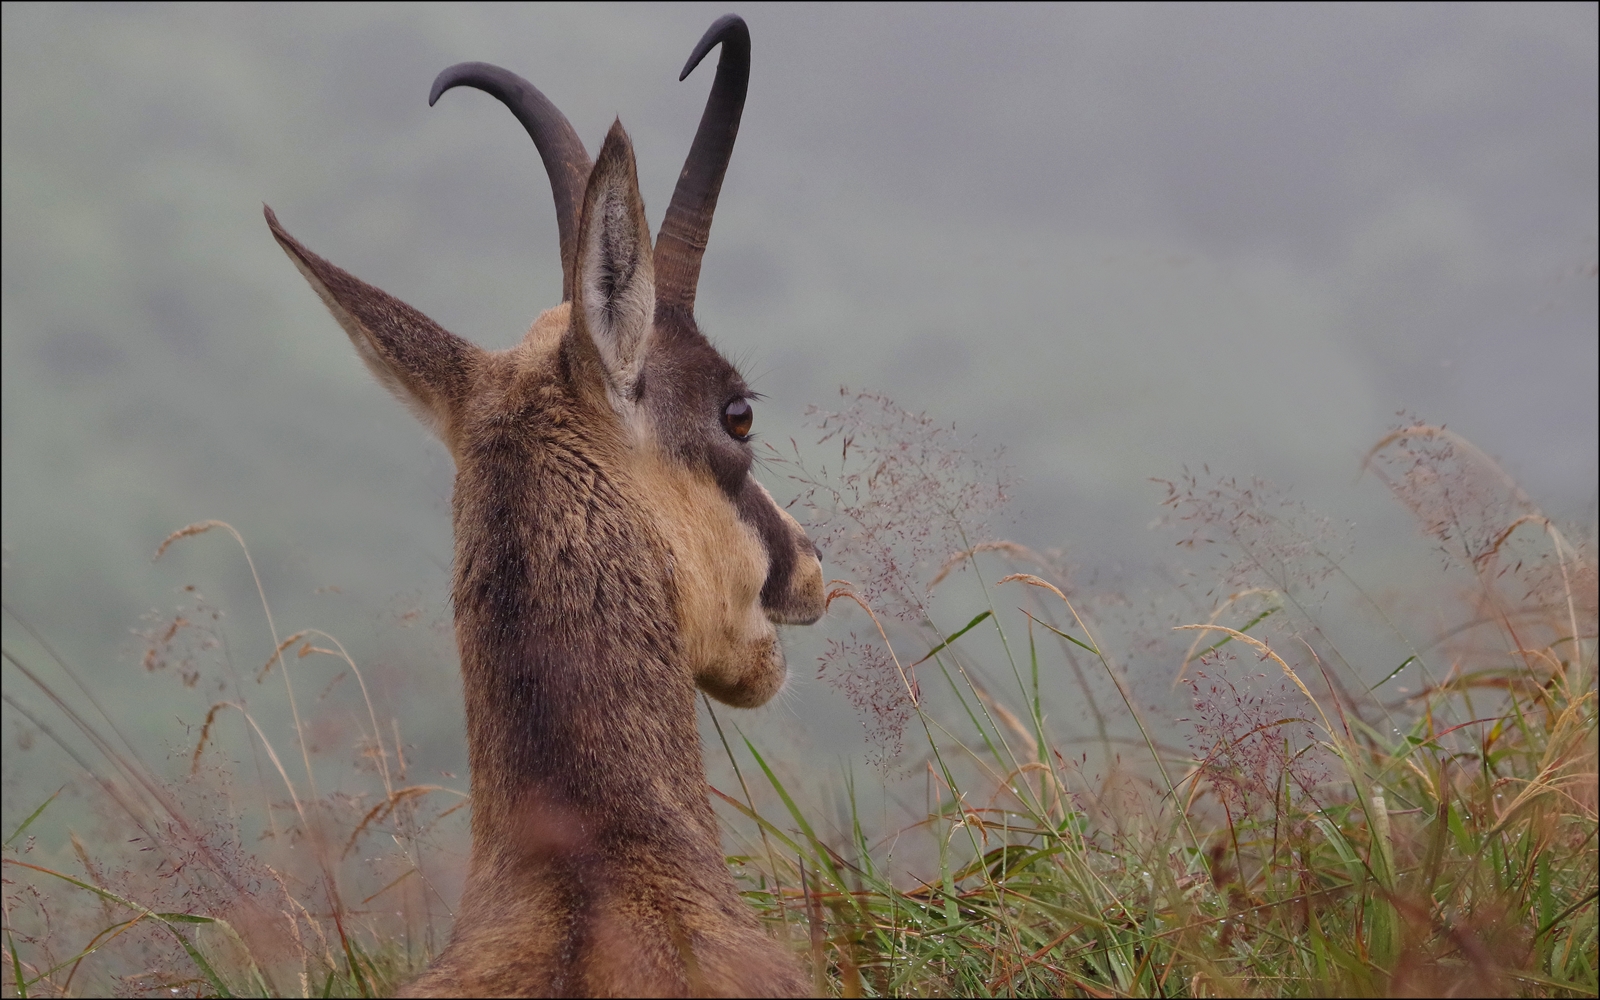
xmin=734 ymin=475 xmax=805 ymax=612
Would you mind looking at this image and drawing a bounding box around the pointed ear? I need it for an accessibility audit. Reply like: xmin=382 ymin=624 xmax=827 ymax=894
xmin=572 ymin=121 xmax=655 ymax=402
xmin=265 ymin=206 xmax=482 ymax=438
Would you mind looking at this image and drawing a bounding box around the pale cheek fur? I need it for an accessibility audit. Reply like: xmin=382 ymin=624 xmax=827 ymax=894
xmin=631 ymin=447 xmax=782 ymax=699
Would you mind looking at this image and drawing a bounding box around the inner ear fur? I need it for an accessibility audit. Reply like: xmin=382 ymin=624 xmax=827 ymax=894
xmin=572 ymin=121 xmax=656 ymax=402
xmin=265 ymin=206 xmax=482 ymax=440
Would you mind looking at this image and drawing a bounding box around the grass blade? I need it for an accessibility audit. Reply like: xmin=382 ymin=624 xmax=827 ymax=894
xmin=911 ymin=611 xmax=992 ymax=667
xmin=4 ymin=789 xmax=61 ymax=848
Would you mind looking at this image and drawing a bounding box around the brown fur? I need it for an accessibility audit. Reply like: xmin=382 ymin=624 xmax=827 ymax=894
xmin=268 ymin=112 xmax=822 ymax=996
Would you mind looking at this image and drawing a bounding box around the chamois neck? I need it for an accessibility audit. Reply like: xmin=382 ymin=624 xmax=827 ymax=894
xmin=449 ymin=412 xmax=720 ymax=870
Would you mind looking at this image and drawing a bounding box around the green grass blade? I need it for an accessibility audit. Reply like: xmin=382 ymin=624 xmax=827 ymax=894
xmin=167 ymin=927 xmax=233 ymax=998
xmin=1370 ymin=655 xmax=1417 ymax=691
xmin=4 ymin=789 xmax=62 ymax=848
xmin=3 ymin=860 xmax=243 ymax=997
xmin=709 ymin=786 xmax=805 ymax=856
xmin=5 ymin=916 xmax=26 ymax=1000
xmin=911 ymin=611 xmax=992 ymax=667
xmin=1026 ymin=614 xmax=1098 ymax=655
xmin=740 ymin=734 xmax=867 ymax=926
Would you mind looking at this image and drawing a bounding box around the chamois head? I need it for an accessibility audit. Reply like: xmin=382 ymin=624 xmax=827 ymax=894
xmin=265 ymin=15 xmax=823 ymax=711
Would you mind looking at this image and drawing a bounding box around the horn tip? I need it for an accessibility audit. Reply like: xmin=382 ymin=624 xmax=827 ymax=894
xmin=429 ymin=62 xmax=492 ymax=108
xmin=427 ymin=69 xmax=455 ymax=107
xmin=680 ymin=13 xmax=749 ymax=81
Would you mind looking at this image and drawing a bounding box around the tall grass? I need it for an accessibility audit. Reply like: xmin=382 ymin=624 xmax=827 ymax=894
xmin=3 ymin=521 xmax=464 ymax=997
xmin=3 ymin=401 xmax=1595 ymax=997
xmin=725 ymin=402 xmax=1596 ymax=997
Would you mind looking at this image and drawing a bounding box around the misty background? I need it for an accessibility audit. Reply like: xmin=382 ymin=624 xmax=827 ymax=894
xmin=3 ymin=4 xmax=1596 ymax=827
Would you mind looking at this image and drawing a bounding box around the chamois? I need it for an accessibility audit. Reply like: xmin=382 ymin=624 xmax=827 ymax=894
xmin=266 ymin=14 xmax=823 ymax=996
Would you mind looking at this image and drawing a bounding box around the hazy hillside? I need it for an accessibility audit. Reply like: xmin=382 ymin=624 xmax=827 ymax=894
xmin=3 ymin=3 xmax=1595 ymax=813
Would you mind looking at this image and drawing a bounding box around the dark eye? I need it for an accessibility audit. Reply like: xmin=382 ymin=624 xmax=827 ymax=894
xmin=721 ymin=398 xmax=753 ymax=439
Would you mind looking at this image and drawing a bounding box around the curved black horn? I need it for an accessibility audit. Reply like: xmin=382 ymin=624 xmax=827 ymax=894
xmin=430 ymin=63 xmax=592 ymax=303
xmin=655 ymin=14 xmax=750 ymax=311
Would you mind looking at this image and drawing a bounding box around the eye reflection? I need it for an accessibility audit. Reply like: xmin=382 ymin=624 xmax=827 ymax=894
xmin=721 ymin=398 xmax=753 ymax=439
